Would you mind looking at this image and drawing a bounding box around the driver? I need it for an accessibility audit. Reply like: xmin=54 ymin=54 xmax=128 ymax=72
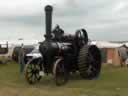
xmin=52 ymin=24 xmax=64 ymax=40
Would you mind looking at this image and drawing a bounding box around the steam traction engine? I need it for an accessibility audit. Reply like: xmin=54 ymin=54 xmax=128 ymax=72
xmin=25 ymin=5 xmax=102 ymax=85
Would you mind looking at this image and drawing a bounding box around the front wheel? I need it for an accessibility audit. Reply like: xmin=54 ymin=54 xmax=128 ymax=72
xmin=53 ymin=58 xmax=68 ymax=86
xmin=24 ymin=59 xmax=42 ymax=84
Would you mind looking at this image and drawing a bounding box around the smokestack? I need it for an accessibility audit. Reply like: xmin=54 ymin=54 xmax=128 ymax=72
xmin=44 ymin=5 xmax=53 ymax=40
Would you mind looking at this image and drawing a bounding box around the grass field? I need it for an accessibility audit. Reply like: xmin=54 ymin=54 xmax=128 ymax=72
xmin=0 ymin=62 xmax=128 ymax=96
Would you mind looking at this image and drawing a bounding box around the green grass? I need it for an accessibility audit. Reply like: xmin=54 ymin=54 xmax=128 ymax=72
xmin=0 ymin=62 xmax=128 ymax=96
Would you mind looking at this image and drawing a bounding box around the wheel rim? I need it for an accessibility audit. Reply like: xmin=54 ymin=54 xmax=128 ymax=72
xmin=53 ymin=58 xmax=68 ymax=86
xmin=56 ymin=61 xmax=65 ymax=84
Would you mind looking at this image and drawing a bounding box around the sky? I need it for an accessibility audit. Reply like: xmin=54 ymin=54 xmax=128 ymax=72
xmin=0 ymin=0 xmax=128 ymax=41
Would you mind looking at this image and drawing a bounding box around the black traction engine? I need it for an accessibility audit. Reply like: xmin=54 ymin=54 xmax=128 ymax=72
xmin=24 ymin=5 xmax=102 ymax=85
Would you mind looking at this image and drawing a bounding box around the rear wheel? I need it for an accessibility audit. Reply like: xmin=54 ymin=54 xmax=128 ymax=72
xmin=53 ymin=58 xmax=68 ymax=86
xmin=78 ymin=45 xmax=101 ymax=79
xmin=24 ymin=59 xmax=42 ymax=84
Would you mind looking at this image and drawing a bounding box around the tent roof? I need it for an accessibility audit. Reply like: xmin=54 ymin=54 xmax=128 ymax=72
xmin=91 ymin=41 xmax=123 ymax=48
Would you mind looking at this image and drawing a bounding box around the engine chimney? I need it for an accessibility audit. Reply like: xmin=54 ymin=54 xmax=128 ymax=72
xmin=44 ymin=5 xmax=53 ymax=40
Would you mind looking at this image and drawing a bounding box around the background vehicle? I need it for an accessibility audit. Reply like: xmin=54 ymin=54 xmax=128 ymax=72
xmin=12 ymin=45 xmax=34 ymax=63
xmin=0 ymin=42 xmax=10 ymax=64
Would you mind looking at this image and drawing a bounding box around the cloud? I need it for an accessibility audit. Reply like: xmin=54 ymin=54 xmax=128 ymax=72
xmin=0 ymin=0 xmax=42 ymax=16
xmin=0 ymin=0 xmax=128 ymax=41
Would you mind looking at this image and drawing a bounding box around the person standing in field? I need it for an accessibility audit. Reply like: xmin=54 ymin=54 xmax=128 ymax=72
xmin=18 ymin=44 xmax=26 ymax=73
